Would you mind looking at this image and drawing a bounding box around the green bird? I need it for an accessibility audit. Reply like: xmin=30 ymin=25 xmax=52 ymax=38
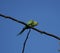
xmin=17 ymin=20 xmax=38 ymax=35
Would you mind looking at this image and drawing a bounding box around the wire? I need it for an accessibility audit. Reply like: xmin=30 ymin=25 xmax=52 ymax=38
xmin=0 ymin=13 xmax=60 ymax=40
xmin=22 ymin=29 xmax=31 ymax=53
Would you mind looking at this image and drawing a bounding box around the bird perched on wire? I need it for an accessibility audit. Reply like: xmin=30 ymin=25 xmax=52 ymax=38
xmin=17 ymin=20 xmax=38 ymax=35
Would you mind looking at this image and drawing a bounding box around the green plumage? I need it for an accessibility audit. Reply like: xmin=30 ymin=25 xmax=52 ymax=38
xmin=17 ymin=20 xmax=38 ymax=35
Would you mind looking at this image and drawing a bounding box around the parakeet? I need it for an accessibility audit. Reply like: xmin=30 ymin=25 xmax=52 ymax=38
xmin=17 ymin=20 xmax=38 ymax=35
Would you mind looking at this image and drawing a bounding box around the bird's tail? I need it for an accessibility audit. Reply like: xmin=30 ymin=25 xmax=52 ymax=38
xmin=17 ymin=27 xmax=26 ymax=36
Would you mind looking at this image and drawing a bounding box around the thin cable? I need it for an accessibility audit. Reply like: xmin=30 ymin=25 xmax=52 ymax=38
xmin=22 ymin=29 xmax=31 ymax=53
xmin=0 ymin=14 xmax=60 ymax=40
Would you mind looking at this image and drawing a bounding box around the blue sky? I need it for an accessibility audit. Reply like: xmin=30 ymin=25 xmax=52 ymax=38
xmin=0 ymin=0 xmax=60 ymax=53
